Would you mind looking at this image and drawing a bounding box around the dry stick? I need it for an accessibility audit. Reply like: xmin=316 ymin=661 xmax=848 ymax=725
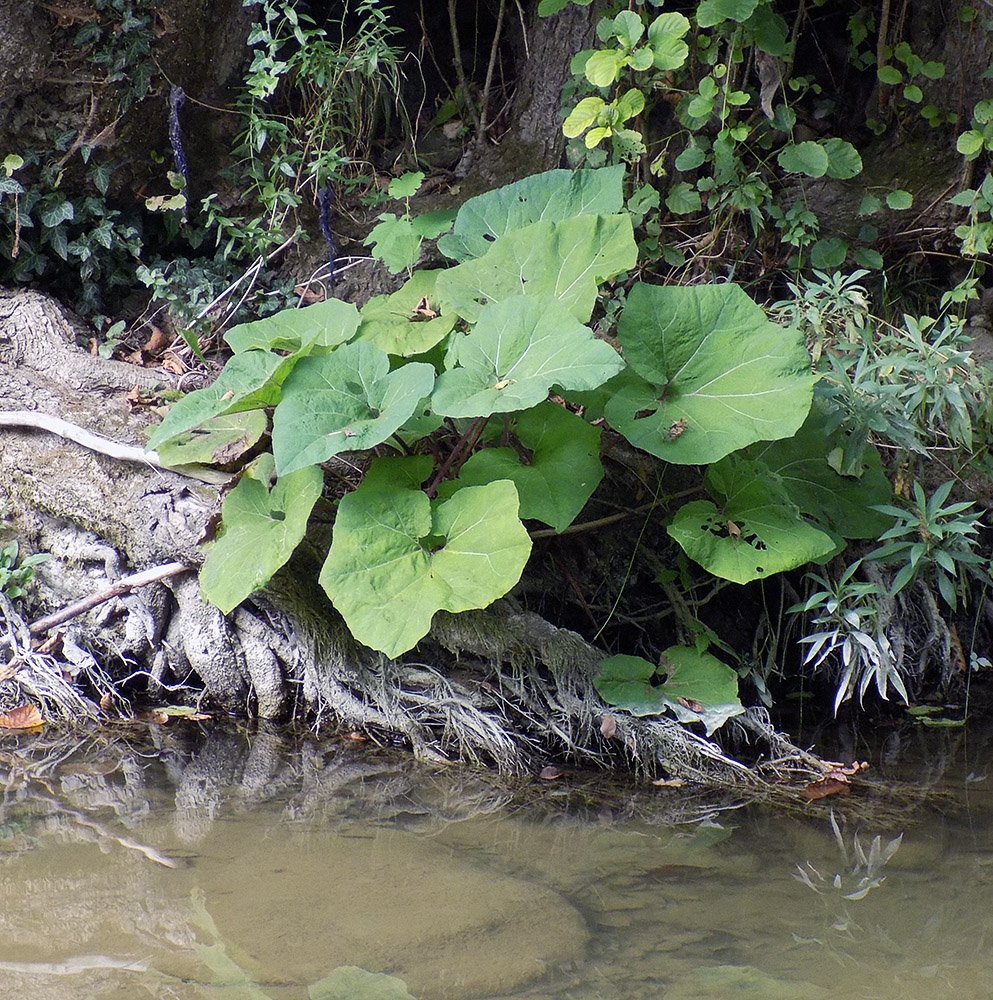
xmin=29 ymin=562 xmax=190 ymax=636
xmin=447 ymin=0 xmax=482 ymax=133
xmin=0 ymin=411 xmax=231 ymax=485
xmin=476 ymin=0 xmax=506 ymax=150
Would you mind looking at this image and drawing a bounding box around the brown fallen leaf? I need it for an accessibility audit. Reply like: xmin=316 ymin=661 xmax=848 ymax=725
xmin=142 ymin=325 xmax=171 ymax=355
xmin=343 ymin=731 xmax=368 ymax=741
xmin=802 ymin=776 xmax=851 ymax=801
xmin=539 ymin=765 xmax=564 ymax=780
xmin=600 ymin=714 xmax=617 ymax=738
xmin=0 ymin=704 xmax=44 ymax=729
xmin=676 ymin=697 xmax=704 ymax=713
xmin=652 ymin=777 xmax=686 ymax=788
xmin=137 ymin=710 xmax=169 ymax=725
xmin=99 ymin=692 xmax=113 ymax=711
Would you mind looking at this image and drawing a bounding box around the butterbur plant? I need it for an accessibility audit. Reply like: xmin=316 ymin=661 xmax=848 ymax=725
xmin=144 ymin=166 xmax=898 ymax=732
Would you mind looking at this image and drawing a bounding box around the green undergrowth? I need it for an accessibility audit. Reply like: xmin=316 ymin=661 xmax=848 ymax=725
xmin=145 ymin=164 xmax=993 ymax=734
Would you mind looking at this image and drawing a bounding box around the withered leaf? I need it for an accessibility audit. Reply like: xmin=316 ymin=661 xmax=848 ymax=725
xmin=539 ymin=765 xmax=564 ymax=780
xmin=600 ymin=714 xmax=617 ymax=738
xmin=676 ymin=697 xmax=704 ymax=713
xmin=0 ymin=704 xmax=44 ymax=729
xmin=802 ymin=776 xmax=850 ymax=801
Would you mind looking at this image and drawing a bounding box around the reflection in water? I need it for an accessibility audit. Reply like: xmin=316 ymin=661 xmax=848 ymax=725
xmin=0 ymin=725 xmax=990 ymax=1000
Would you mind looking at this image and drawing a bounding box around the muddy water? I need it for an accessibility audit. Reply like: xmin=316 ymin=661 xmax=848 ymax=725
xmin=0 ymin=725 xmax=990 ymax=1000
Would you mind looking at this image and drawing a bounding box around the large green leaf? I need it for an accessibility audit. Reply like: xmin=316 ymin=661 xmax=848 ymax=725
xmin=435 ymin=214 xmax=637 ymax=323
xmin=199 ymin=454 xmax=323 ymax=614
xmin=355 ymin=269 xmax=456 ymax=357
xmin=454 ymin=401 xmax=603 ymax=532
xmin=272 ymin=341 xmax=435 ymax=475
xmin=320 ymin=458 xmax=532 ymax=657
xmin=438 ymin=166 xmax=625 ymax=262
xmin=667 ymin=456 xmax=836 ymax=583
xmin=224 ymin=299 xmax=360 ymax=353
xmin=747 ymin=403 xmax=891 ymax=539
xmin=696 ymin=0 xmax=759 ymax=28
xmin=430 ymin=295 xmax=624 ymax=417
xmin=155 ymin=410 xmax=267 ymax=467
xmin=605 ymin=282 xmax=814 ymax=463
xmin=147 ymin=350 xmax=290 ymax=451
xmin=594 ymin=647 xmax=744 ymax=735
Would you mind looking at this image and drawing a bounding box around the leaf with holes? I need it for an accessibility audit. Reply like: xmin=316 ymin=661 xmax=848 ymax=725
xmin=594 ymin=647 xmax=744 ymax=735
xmin=147 ymin=349 xmax=291 ymax=451
xmin=355 ymin=269 xmax=456 ymax=357
xmin=224 ymin=298 xmax=360 ymax=353
xmin=435 ymin=214 xmax=637 ymax=323
xmin=155 ymin=410 xmax=268 ymax=467
xmin=747 ymin=403 xmax=892 ymax=539
xmin=199 ymin=454 xmax=323 ymax=614
xmin=455 ymin=401 xmax=603 ymax=532
xmin=667 ymin=455 xmax=836 ymax=584
xmin=431 ymin=295 xmax=623 ymax=417
xmin=438 ymin=165 xmax=625 ymax=262
xmin=272 ymin=341 xmax=435 ymax=475
xmin=604 ymin=282 xmax=814 ymax=464
xmin=319 ymin=457 xmax=532 ymax=657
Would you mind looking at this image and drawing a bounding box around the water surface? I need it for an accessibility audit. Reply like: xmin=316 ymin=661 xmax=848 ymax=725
xmin=0 ymin=724 xmax=989 ymax=999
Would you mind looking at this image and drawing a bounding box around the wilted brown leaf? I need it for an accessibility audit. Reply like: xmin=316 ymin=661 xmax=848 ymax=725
xmin=539 ymin=765 xmax=564 ymax=780
xmin=99 ymin=692 xmax=113 ymax=710
xmin=0 ymin=704 xmax=44 ymax=729
xmin=343 ymin=731 xmax=368 ymax=742
xmin=142 ymin=325 xmax=171 ymax=355
xmin=600 ymin=714 xmax=617 ymax=738
xmin=676 ymin=697 xmax=704 ymax=713
xmin=137 ymin=710 xmax=169 ymax=725
xmin=802 ymin=776 xmax=850 ymax=801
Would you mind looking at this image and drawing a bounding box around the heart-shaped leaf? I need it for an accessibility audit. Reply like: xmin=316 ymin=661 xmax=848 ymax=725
xmin=200 ymin=454 xmax=323 ymax=614
xmin=224 ymin=299 xmax=360 ymax=353
xmin=605 ymin=282 xmax=814 ymax=463
xmin=155 ymin=410 xmax=267 ymax=467
xmin=594 ymin=646 xmax=744 ymax=735
xmin=320 ymin=458 xmax=532 ymax=657
xmin=438 ymin=165 xmax=625 ymax=262
xmin=431 ymin=296 xmax=624 ymax=417
xmin=355 ymin=269 xmax=456 ymax=357
xmin=667 ymin=455 xmax=837 ymax=584
xmin=147 ymin=350 xmax=290 ymax=451
xmin=436 ymin=214 xmax=637 ymax=323
xmin=455 ymin=401 xmax=603 ymax=531
xmin=272 ymin=341 xmax=435 ymax=475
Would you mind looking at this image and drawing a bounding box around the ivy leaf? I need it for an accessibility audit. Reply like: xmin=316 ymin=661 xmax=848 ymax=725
xmin=320 ymin=459 xmax=532 ymax=657
xmin=224 ymin=299 xmax=360 ymax=354
xmin=605 ymin=282 xmax=814 ymax=464
xmin=272 ymin=341 xmax=435 ymax=475
xmin=355 ymin=269 xmax=456 ymax=357
xmin=594 ymin=647 xmax=744 ymax=735
xmin=438 ymin=165 xmax=625 ymax=262
xmin=436 ymin=214 xmax=637 ymax=323
xmin=155 ymin=410 xmax=267 ymax=467
xmin=746 ymin=403 xmax=892 ymax=538
xmin=667 ymin=456 xmax=837 ymax=584
xmin=147 ymin=350 xmax=289 ymax=451
xmin=431 ymin=295 xmax=624 ymax=417
xmin=696 ymin=0 xmax=759 ymax=28
xmin=777 ymin=141 xmax=830 ymax=177
xmin=455 ymin=401 xmax=603 ymax=532
xmin=199 ymin=454 xmax=323 ymax=614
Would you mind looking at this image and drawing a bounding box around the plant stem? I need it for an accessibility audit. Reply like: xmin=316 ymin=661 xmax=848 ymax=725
xmin=448 ymin=0 xmax=482 ymax=132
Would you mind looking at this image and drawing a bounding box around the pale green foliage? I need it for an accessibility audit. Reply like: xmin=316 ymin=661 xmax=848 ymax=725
xmin=199 ymin=455 xmax=324 ymax=614
xmin=605 ymin=282 xmax=815 ymax=463
xmin=789 ymin=562 xmax=906 ymax=714
xmin=0 ymin=539 xmax=50 ymax=601
xmin=319 ymin=458 xmax=532 ymax=657
xmin=594 ymin=648 xmax=745 ymax=735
